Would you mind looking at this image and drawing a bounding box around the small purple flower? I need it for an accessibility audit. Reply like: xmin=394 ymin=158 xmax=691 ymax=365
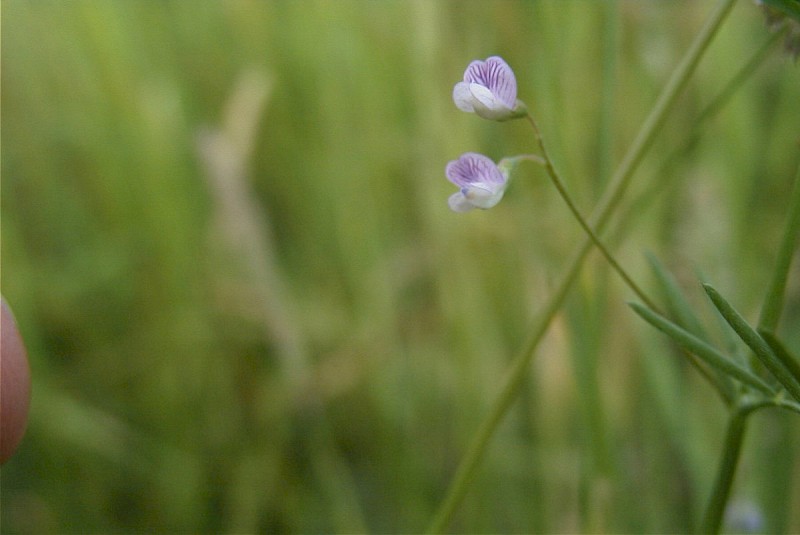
xmin=453 ymin=56 xmax=525 ymax=121
xmin=445 ymin=152 xmax=510 ymax=212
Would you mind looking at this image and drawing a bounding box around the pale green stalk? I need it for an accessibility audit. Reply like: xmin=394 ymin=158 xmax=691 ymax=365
xmin=698 ymin=398 xmax=758 ymax=535
xmin=597 ymin=0 xmax=619 ymax=188
xmin=610 ymin=28 xmax=786 ymax=244
xmin=699 ymin=163 xmax=800 ymax=534
xmin=698 ymin=394 xmax=800 ymax=534
xmin=425 ymin=1 xmax=737 ymax=532
xmin=524 ymin=116 xmax=660 ymax=313
xmin=758 ymin=162 xmax=800 ymax=333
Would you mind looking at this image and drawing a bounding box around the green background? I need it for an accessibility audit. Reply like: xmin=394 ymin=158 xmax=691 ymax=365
xmin=2 ymin=1 xmax=799 ymax=533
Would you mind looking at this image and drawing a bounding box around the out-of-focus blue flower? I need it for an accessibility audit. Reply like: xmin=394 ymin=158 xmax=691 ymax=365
xmin=445 ymin=152 xmax=510 ymax=212
xmin=453 ymin=56 xmax=526 ymax=121
xmin=724 ymin=498 xmax=764 ymax=533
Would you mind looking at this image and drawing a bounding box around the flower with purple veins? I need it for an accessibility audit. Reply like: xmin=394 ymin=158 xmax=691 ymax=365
xmin=453 ymin=56 xmax=526 ymax=121
xmin=445 ymin=152 xmax=511 ymax=212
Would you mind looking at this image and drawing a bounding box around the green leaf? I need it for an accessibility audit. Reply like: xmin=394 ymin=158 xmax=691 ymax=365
xmin=758 ymin=329 xmax=800 ymax=387
xmin=758 ymin=162 xmax=800 ymax=332
xmin=703 ymin=283 xmax=800 ymax=402
xmin=629 ymin=302 xmax=775 ymax=396
xmin=646 ymin=253 xmax=708 ymax=339
xmin=646 ymin=253 xmax=736 ymax=402
xmin=760 ymin=0 xmax=800 ymax=24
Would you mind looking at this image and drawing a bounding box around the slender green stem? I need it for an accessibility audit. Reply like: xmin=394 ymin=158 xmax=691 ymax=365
xmin=758 ymin=162 xmax=800 ymax=333
xmin=524 ymin=115 xmax=660 ymax=313
xmin=588 ymin=0 xmax=735 ymax=232
xmin=698 ymin=403 xmax=750 ymax=535
xmin=597 ymin=0 xmax=619 ymax=187
xmin=607 ymin=28 xmax=785 ymax=253
xmin=695 ymin=27 xmax=787 ymax=128
xmin=425 ymin=1 xmax=737 ymax=532
xmin=426 ymin=245 xmax=585 ymax=534
xmin=700 ymin=391 xmax=800 ymax=534
xmin=696 ymin=394 xmax=796 ymax=534
xmin=698 ymin=162 xmax=800 ymax=534
xmin=699 ymin=388 xmax=800 ymax=534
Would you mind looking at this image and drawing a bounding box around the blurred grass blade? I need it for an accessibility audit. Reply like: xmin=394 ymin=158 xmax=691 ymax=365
xmin=646 ymin=253 xmax=736 ymax=403
xmin=773 ymin=398 xmax=800 ymax=416
xmin=759 ymin=329 xmax=800 ymax=387
xmin=703 ymin=284 xmax=800 ymax=401
xmin=629 ymin=302 xmax=775 ymax=396
xmin=758 ymin=162 xmax=800 ymax=332
xmin=646 ymin=253 xmax=708 ymax=339
xmin=760 ymin=0 xmax=800 ymax=23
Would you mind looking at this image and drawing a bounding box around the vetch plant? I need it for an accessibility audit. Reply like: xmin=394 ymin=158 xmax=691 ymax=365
xmin=429 ymin=1 xmax=800 ymax=533
xmin=447 ymin=59 xmax=657 ymax=311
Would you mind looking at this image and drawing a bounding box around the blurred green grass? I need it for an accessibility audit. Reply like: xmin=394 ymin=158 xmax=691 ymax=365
xmin=2 ymin=1 xmax=799 ymax=533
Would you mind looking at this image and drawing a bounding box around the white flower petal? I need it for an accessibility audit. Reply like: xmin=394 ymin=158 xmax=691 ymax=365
xmin=463 ymin=185 xmax=504 ymax=209
xmin=448 ymin=192 xmax=476 ymax=212
xmin=452 ymin=82 xmax=475 ymax=113
xmin=454 ymin=57 xmax=524 ymax=121
xmin=469 ymin=83 xmax=498 ymax=109
xmin=468 ymin=84 xmax=515 ymax=120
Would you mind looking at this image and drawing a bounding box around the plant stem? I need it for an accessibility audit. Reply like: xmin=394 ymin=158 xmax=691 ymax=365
xmin=696 ymin=394 xmax=787 ymax=535
xmin=698 ymin=405 xmax=748 ymax=535
xmin=758 ymin=162 xmax=800 ymax=333
xmin=701 ymin=388 xmax=800 ymax=534
xmin=587 ymin=0 xmax=735 ymax=233
xmin=606 ymin=28 xmax=785 ymax=257
xmin=425 ymin=1 xmax=737 ymax=532
xmin=698 ymin=162 xmax=800 ymax=535
xmin=524 ymin=116 xmax=660 ymax=313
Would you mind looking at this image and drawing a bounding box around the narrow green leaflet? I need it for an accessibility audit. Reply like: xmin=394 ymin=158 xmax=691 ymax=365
xmin=646 ymin=253 xmax=735 ymax=402
xmin=758 ymin=163 xmax=800 ymax=332
xmin=703 ymin=284 xmax=800 ymax=402
xmin=646 ymin=253 xmax=708 ymax=339
xmin=629 ymin=302 xmax=775 ymax=396
xmin=758 ymin=329 xmax=800 ymax=387
xmin=760 ymin=0 xmax=800 ymax=23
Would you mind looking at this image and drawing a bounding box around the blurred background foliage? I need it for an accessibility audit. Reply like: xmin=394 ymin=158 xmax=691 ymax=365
xmin=2 ymin=1 xmax=799 ymax=533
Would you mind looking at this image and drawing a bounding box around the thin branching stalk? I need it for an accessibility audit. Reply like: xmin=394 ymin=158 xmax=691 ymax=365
xmin=698 ymin=394 xmax=800 ymax=534
xmin=699 ymin=401 xmax=751 ymax=535
xmin=607 ymin=28 xmax=786 ymax=250
xmin=425 ymin=1 xmax=737 ymax=532
xmin=698 ymin=146 xmax=800 ymax=535
xmin=759 ymin=162 xmax=800 ymax=333
xmin=524 ymin=115 xmax=660 ymax=312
